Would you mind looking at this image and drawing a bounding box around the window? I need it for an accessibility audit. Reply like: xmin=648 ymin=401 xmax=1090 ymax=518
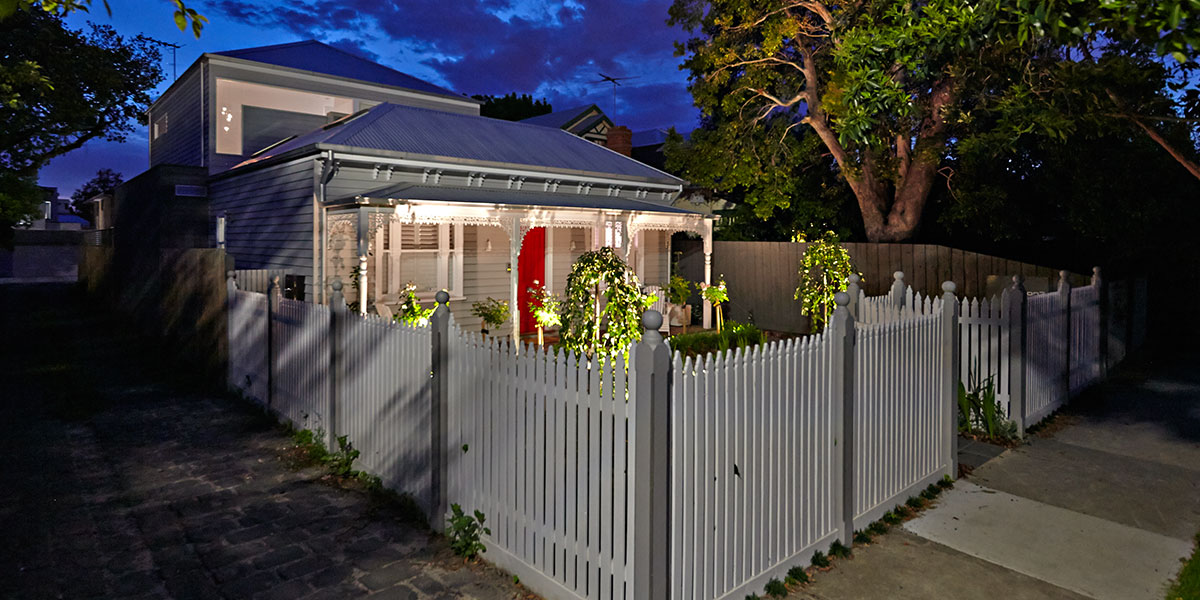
xmin=386 ymin=222 xmax=464 ymax=298
xmin=153 ymin=114 xmax=168 ymax=140
xmin=215 ymin=78 xmax=353 ymax=155
xmin=603 ymin=220 xmax=624 ymax=249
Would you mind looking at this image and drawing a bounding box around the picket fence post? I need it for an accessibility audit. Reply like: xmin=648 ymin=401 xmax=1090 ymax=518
xmin=267 ymin=275 xmax=281 ymax=413
xmin=631 ymin=310 xmax=672 ymax=599
xmin=1006 ymin=275 xmax=1028 ymax=437
xmin=829 ymin=291 xmax=855 ymax=545
xmin=940 ymin=281 xmax=960 ymax=478
xmin=889 ymin=271 xmax=906 ymax=308
xmin=328 ymin=279 xmax=348 ymax=452
xmin=429 ymin=290 xmax=452 ymax=522
xmin=846 ymin=273 xmax=862 ymax=319
xmin=1093 ymin=267 xmax=1107 ymax=380
xmin=1058 ymin=271 xmax=1072 ymax=404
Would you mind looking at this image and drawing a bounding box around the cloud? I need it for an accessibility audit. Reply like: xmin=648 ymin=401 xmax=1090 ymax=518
xmin=205 ymin=0 xmax=699 ymax=130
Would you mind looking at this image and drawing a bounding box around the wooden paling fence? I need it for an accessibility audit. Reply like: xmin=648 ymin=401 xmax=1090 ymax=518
xmin=224 ymin=266 xmax=1142 ymax=600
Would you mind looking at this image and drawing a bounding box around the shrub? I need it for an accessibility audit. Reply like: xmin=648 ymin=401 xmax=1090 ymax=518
xmin=669 ymin=321 xmax=765 ymax=357
xmin=829 ymin=540 xmax=852 ymax=558
xmin=764 ymin=578 xmax=788 ymax=597
xmin=395 ymin=282 xmax=434 ymax=327
xmin=667 ymin=273 xmax=692 ymax=306
xmin=794 ymin=230 xmax=858 ymax=333
xmin=446 ymin=504 xmax=490 ymax=559
xmin=853 ymin=529 xmax=873 ymax=544
xmin=526 ymin=280 xmax=562 ymax=346
xmin=811 ymin=550 xmax=830 ymax=568
xmin=786 ymin=565 xmax=810 ymax=584
xmin=958 ymin=370 xmax=1019 ymax=440
xmin=699 ymin=276 xmax=729 ymax=332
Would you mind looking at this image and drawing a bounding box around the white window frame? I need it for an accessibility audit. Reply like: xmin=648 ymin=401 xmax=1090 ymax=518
xmin=153 ymin=114 xmax=168 ymax=140
xmin=386 ymin=222 xmax=464 ymax=300
xmin=603 ymin=220 xmax=624 ymax=249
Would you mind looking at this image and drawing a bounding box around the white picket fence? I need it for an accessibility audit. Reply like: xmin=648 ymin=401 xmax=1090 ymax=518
xmin=670 ymin=334 xmax=839 ymax=600
xmin=223 ymin=266 xmax=1141 ymax=600
xmin=445 ymin=329 xmax=637 ymax=600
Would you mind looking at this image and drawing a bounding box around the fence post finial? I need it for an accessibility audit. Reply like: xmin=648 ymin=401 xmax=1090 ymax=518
xmin=940 ymin=280 xmax=959 ymax=478
xmin=890 ymin=271 xmax=906 ymax=308
xmin=1058 ymin=270 xmax=1070 ymax=294
xmin=631 ymin=309 xmax=672 ymax=599
xmin=1091 ymin=266 xmax=1102 ymax=287
xmin=846 ymin=274 xmax=861 ymax=318
xmin=1010 ymin=274 xmax=1025 ymax=292
xmin=330 ymin=278 xmax=347 ymax=314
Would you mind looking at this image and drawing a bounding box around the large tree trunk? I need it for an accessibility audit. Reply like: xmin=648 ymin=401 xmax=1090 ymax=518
xmin=853 ymin=151 xmax=941 ymax=242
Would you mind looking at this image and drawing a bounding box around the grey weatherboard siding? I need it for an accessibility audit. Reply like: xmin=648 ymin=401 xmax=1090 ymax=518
xmin=208 ymin=158 xmax=317 ymax=299
xmin=148 ymin=66 xmax=204 ymax=168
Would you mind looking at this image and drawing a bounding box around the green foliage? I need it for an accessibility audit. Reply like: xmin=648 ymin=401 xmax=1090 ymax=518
xmin=868 ymin=521 xmax=890 ymax=536
xmin=853 ymin=530 xmax=873 ymax=544
xmin=0 ymin=0 xmax=207 ymax=36
xmin=446 ymin=504 xmax=490 ymax=559
xmin=327 ymin=435 xmax=360 ymax=476
xmin=795 ymin=231 xmax=858 ymax=333
xmin=0 ymin=170 xmax=41 ymax=237
xmin=288 ymin=428 xmax=359 ymax=476
xmin=745 ymin=594 xmax=761 ymax=600
xmin=68 ymin=168 xmax=121 ymax=220
xmin=699 ymin=276 xmax=729 ymax=332
xmin=787 ymin=565 xmax=810 ymax=584
xmin=472 ymin=92 xmax=552 ymax=121
xmin=669 ymin=322 xmax=765 ymax=358
xmin=527 ymin=280 xmax=562 ymax=330
xmin=0 ymin=10 xmax=163 ymax=176
xmin=906 ymin=496 xmax=925 ymax=509
xmin=394 ymin=282 xmax=434 ymax=327
xmin=1166 ymin=530 xmax=1200 ymax=600
xmin=829 ymin=540 xmax=852 ymax=558
xmin=958 ymin=372 xmax=1018 ymax=440
xmin=811 ymin=550 xmax=830 ymax=568
xmin=764 ymin=578 xmax=788 ymax=598
xmin=882 ymin=510 xmax=903 ymax=525
xmin=470 ymin=297 xmax=510 ymax=331
xmin=667 ymin=273 xmax=692 ymax=306
xmin=560 ymin=248 xmax=653 ymax=358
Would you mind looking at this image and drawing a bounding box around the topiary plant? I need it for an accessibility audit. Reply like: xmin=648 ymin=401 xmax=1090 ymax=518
xmin=794 ymin=230 xmax=858 ymax=333
xmin=699 ymin=276 xmax=729 ymax=332
xmin=560 ymin=247 xmax=653 ymax=359
xmin=526 ymin=279 xmax=562 ymax=346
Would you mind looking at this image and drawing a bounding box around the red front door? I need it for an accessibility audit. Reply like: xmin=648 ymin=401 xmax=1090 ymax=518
xmin=517 ymin=227 xmax=546 ymax=335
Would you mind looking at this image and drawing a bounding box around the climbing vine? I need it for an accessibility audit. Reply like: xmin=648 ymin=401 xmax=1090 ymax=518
xmin=794 ymin=231 xmax=858 ymax=333
xmin=560 ymin=247 xmax=653 ymax=358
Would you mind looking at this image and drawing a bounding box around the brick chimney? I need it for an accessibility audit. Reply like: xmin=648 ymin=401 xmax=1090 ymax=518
xmin=605 ymin=126 xmax=632 ymax=156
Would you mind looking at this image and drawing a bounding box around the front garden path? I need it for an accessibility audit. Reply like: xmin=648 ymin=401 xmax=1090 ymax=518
xmin=0 ymin=283 xmax=534 ymax=600
xmin=794 ymin=349 xmax=1200 ymax=600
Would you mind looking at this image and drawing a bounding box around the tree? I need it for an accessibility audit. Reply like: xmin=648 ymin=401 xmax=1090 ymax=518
xmin=1 ymin=11 xmax=163 ymax=177
xmin=69 ymin=168 xmax=121 ymax=221
xmin=668 ymin=0 xmax=1198 ymax=241
xmin=0 ymin=0 xmax=208 ymax=37
xmin=472 ymin=93 xmax=552 ymax=121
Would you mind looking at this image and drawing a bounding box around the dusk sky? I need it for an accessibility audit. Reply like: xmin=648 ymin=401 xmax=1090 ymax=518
xmin=40 ymin=0 xmax=700 ymax=197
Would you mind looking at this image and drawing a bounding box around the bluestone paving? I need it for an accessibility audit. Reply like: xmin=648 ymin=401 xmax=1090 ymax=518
xmin=0 ymin=284 xmax=535 ymax=600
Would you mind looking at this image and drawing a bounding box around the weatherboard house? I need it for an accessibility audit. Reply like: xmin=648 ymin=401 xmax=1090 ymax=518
xmin=146 ymin=40 xmax=716 ymax=337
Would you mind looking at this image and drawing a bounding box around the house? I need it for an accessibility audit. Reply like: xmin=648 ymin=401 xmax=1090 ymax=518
xmin=518 ymin=104 xmax=614 ymax=145
xmin=144 ymin=41 xmax=716 ymax=338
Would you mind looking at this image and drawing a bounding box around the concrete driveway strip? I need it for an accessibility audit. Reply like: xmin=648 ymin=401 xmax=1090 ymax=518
xmin=903 ymin=481 xmax=1192 ymax=600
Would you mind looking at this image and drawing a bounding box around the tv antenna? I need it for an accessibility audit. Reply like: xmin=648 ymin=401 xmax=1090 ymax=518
xmin=146 ymin=37 xmax=183 ymax=80
xmin=590 ymin=72 xmax=640 ymax=119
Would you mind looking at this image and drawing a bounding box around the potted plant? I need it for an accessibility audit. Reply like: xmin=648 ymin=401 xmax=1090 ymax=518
xmin=699 ymin=276 xmax=729 ymax=333
xmin=665 ymin=274 xmax=692 ymax=332
xmin=470 ymin=297 xmax=509 ymax=336
xmin=526 ymin=280 xmax=562 ymax=346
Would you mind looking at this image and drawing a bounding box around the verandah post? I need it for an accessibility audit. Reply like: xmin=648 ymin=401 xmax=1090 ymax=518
xmin=328 ymin=279 xmax=348 ymax=452
xmin=940 ymin=281 xmax=960 ymax=478
xmin=631 ymin=310 xmax=672 ymax=599
xmin=429 ymin=290 xmax=452 ymax=522
xmin=267 ymin=275 xmax=281 ymax=413
xmin=1005 ymin=276 xmax=1028 ymax=437
xmin=830 ymin=291 xmax=855 ymax=545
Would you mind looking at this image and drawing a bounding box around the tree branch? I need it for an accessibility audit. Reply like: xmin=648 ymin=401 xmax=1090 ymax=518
xmin=1107 ymin=89 xmax=1200 ymax=182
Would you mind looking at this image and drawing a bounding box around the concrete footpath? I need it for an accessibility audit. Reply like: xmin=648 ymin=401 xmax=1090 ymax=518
xmin=0 ymin=284 xmax=534 ymax=600
xmin=796 ymin=353 xmax=1200 ymax=599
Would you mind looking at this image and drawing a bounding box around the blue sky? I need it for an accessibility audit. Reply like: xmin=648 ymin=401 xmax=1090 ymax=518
xmin=40 ymin=0 xmax=700 ymax=196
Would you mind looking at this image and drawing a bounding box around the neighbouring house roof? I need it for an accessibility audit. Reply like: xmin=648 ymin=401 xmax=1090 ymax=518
xmin=519 ymin=104 xmax=612 ymax=133
xmin=235 ymin=103 xmax=682 ymax=185
xmin=212 ymin=40 xmax=463 ymax=99
xmin=332 ymin=182 xmax=700 ymax=214
xmin=632 ymin=128 xmax=691 ymax=148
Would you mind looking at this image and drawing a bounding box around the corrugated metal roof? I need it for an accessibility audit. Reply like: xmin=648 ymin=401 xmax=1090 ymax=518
xmin=213 ymin=41 xmax=463 ymax=98
xmin=337 ymin=182 xmax=701 ymax=214
xmin=240 ymin=103 xmax=682 ymax=184
xmin=632 ymin=128 xmax=690 ymax=148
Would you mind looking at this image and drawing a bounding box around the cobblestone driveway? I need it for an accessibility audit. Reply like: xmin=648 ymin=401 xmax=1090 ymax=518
xmin=0 ymin=284 xmax=533 ymax=600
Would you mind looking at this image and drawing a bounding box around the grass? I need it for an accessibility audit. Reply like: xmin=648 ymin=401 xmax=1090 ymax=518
xmin=1166 ymin=530 xmax=1200 ymax=600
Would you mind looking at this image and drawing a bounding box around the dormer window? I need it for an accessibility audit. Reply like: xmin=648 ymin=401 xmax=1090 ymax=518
xmin=215 ymin=78 xmax=353 ymax=156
